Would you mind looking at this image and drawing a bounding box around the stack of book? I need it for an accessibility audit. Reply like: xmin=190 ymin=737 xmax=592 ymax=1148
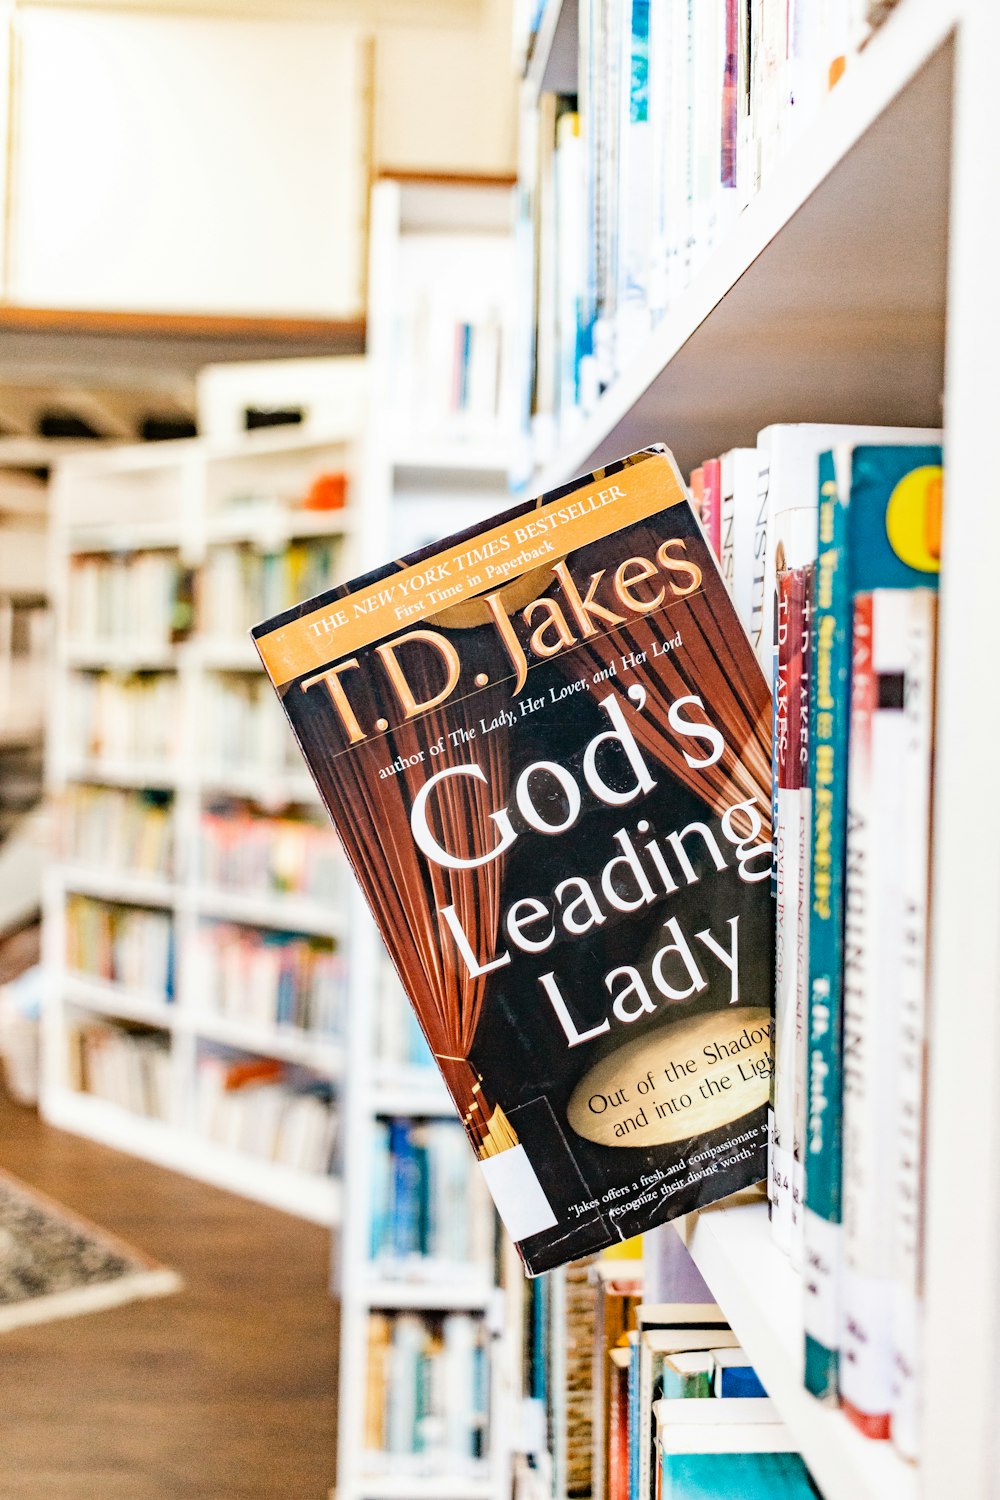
xmin=689 ymin=423 xmax=941 ymax=1460
xmin=603 ymin=1294 xmax=818 ymax=1499
xmin=195 ymin=1052 xmax=337 ymax=1172
xmin=70 ymin=1018 xmax=171 ymax=1120
xmin=521 ymin=0 xmax=907 ymax=461
xmin=200 ymin=537 xmax=343 ymax=638
xmin=197 ymin=803 xmax=342 ymax=902
xmin=65 ymin=894 xmax=174 ymax=998
xmin=67 ymin=549 xmax=190 ymax=647
xmin=369 ymin=1117 xmax=496 ymax=1274
xmin=364 ymin=1309 xmax=491 ymax=1466
xmin=61 ymin=784 xmax=174 ymax=879
xmin=189 ymin=923 xmax=343 ymax=1036
xmin=68 ymin=671 xmax=180 ymax=764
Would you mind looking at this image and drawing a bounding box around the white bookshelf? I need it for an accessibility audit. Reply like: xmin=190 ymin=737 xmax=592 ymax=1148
xmin=42 ymin=423 xmax=362 ymax=1227
xmin=519 ymin=0 xmax=997 ymax=1496
xmin=335 ymin=175 xmax=518 ymax=1500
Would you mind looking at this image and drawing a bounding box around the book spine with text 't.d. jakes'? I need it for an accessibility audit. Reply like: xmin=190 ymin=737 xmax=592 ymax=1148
xmin=253 ymin=446 xmax=774 ymax=1275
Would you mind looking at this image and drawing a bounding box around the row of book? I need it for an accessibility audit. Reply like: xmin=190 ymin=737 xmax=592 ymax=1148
xmin=199 ymin=537 xmax=343 ymax=639
xmin=516 ymin=1244 xmax=822 ymax=1500
xmin=374 ymin=953 xmax=438 ymax=1075
xmin=386 ymin=226 xmax=513 ymax=449
xmin=522 ymin=0 xmax=903 ymax=461
xmin=69 ymin=1018 xmax=171 ymax=1121
xmin=66 ymin=894 xmax=174 ymax=999
xmin=61 ymin=784 xmax=174 ymax=879
xmin=68 ymin=669 xmax=180 ymax=764
xmin=369 ymin=1117 xmax=496 ymax=1274
xmin=66 ymin=550 xmax=191 ymax=647
xmin=198 ymin=804 xmax=342 ymax=904
xmin=189 ymin=922 xmax=343 ymax=1037
xmin=196 ymin=1053 xmax=337 ymax=1174
xmin=364 ymin=1309 xmax=490 ymax=1464
xmin=691 ymin=423 xmax=941 ymax=1458
xmin=201 ymin=672 xmax=301 ymax=778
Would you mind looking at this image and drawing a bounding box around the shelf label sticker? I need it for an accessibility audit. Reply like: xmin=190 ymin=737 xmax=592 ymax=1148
xmin=478 ymin=1144 xmax=558 ymax=1243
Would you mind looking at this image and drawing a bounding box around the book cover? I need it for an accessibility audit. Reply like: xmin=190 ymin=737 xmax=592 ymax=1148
xmin=254 ymin=446 xmax=774 ymax=1276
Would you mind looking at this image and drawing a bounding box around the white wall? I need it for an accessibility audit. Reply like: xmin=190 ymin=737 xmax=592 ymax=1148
xmin=10 ymin=6 xmax=368 ymax=316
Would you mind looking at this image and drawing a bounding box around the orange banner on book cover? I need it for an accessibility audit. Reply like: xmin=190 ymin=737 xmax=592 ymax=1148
xmin=255 ymin=452 xmax=686 ymax=687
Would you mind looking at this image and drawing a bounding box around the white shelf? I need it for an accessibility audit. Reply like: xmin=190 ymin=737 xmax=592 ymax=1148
xmin=676 ymin=1194 xmax=917 ymax=1500
xmin=189 ymin=1012 xmax=343 ymax=1074
xmin=63 ymin=641 xmax=177 ymax=671
xmin=61 ymin=757 xmax=183 ymax=789
xmin=191 ymin=637 xmax=261 ymax=672
xmin=46 ymin=425 xmax=361 ymax=1231
xmin=523 ymin=0 xmax=577 ymax=104
xmin=66 ymin=520 xmax=183 ymax=554
xmin=370 ymin=1071 xmax=455 ymax=1119
xmin=532 ymin=0 xmax=956 ymax=489
xmin=42 ymin=1087 xmax=341 ymax=1227
xmin=191 ymin=886 xmax=343 ymax=938
xmin=391 ymin=442 xmax=512 ymax=480
xmin=354 ymin=1469 xmax=494 ymax=1500
xmin=362 ymin=1277 xmax=496 ymax=1312
xmin=204 ymin=504 xmax=353 ymax=548
xmin=200 ymin=765 xmax=320 ymax=807
xmin=59 ymin=865 xmax=176 ymax=909
xmin=62 ymin=972 xmax=175 ymax=1028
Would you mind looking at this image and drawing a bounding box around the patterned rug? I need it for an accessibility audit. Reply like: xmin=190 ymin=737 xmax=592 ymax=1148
xmin=0 ymin=1168 xmax=181 ymax=1331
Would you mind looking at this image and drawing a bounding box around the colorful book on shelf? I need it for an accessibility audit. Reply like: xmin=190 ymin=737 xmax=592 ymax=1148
xmin=802 ymin=440 xmax=942 ymax=1408
xmin=253 ymin=445 xmax=774 ymax=1276
xmin=711 ymin=1348 xmax=767 ymax=1399
xmin=637 ymin=1301 xmax=734 ymax=1500
xmin=890 ymin=588 xmax=937 ymax=1462
xmin=654 ymin=1395 xmax=814 ymax=1500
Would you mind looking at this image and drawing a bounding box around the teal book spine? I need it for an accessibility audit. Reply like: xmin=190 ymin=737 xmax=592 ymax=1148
xmin=662 ymin=1451 xmax=820 ymax=1499
xmin=802 ymin=450 xmax=849 ymax=1400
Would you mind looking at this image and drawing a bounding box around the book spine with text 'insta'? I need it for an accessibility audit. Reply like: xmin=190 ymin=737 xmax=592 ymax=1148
xmin=253 ymin=446 xmax=773 ymax=1277
xmin=890 ymin=590 xmax=937 ymax=1462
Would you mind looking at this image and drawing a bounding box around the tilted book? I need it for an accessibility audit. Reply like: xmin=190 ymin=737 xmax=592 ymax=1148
xmin=253 ymin=446 xmax=773 ymax=1275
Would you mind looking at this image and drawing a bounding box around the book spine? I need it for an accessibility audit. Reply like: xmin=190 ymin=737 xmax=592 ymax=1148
xmin=701 ymin=456 xmax=722 ymax=559
xmin=770 ymin=567 xmax=798 ymax=1253
xmin=803 ymin=454 xmax=848 ymax=1400
xmin=841 ymin=590 xmax=904 ymax=1440
xmin=890 ymin=591 xmax=937 ymax=1461
xmin=719 ymin=451 xmax=736 ymax=596
xmin=627 ymin=1331 xmax=641 ymax=1500
xmin=791 ymin=564 xmax=815 ymax=1271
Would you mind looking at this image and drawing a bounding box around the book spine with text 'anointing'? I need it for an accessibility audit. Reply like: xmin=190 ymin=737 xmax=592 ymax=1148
xmin=841 ymin=590 xmax=907 ymax=1440
xmin=700 ymin=457 xmax=722 ymax=560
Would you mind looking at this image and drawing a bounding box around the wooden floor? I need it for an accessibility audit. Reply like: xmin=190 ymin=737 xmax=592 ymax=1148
xmin=0 ymin=1084 xmax=339 ymax=1499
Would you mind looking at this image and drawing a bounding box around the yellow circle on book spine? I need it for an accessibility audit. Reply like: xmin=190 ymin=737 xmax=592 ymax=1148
xmin=885 ymin=465 xmax=943 ymax=573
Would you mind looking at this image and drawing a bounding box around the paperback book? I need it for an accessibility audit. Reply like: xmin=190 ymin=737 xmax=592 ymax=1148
xmin=254 ymin=446 xmax=774 ymax=1275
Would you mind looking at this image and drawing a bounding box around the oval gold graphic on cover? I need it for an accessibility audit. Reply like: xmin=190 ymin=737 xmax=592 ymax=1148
xmin=567 ymin=1007 xmax=771 ymax=1147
